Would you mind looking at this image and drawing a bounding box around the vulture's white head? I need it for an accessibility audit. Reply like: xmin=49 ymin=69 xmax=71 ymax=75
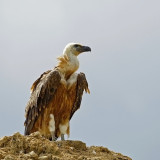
xmin=57 ymin=43 xmax=91 ymax=78
xmin=63 ymin=43 xmax=91 ymax=56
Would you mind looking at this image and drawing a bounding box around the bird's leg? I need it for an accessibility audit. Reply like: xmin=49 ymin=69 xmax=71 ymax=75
xmin=61 ymin=134 xmax=65 ymax=141
xmin=51 ymin=131 xmax=56 ymax=141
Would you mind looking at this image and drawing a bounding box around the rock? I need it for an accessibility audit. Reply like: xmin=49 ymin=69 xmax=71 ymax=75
xmin=0 ymin=132 xmax=132 ymax=160
xmin=38 ymin=155 xmax=49 ymax=160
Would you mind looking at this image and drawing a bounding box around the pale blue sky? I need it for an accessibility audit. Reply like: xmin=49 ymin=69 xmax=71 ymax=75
xmin=0 ymin=1 xmax=160 ymax=160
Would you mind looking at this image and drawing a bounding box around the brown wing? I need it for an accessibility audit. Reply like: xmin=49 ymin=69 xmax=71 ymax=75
xmin=30 ymin=70 xmax=51 ymax=93
xmin=24 ymin=69 xmax=61 ymax=135
xmin=70 ymin=72 xmax=90 ymax=120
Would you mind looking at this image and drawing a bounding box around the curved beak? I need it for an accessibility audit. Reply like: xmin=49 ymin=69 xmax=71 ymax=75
xmin=77 ymin=45 xmax=91 ymax=53
xmin=82 ymin=46 xmax=91 ymax=52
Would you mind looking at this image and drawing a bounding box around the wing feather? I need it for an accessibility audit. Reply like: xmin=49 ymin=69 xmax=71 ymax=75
xmin=70 ymin=72 xmax=89 ymax=120
xmin=24 ymin=69 xmax=61 ymax=135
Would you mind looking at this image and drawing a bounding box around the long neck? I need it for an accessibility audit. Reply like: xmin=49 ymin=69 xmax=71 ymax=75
xmin=56 ymin=52 xmax=79 ymax=79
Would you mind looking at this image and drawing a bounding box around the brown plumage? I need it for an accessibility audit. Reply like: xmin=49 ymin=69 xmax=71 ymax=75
xmin=24 ymin=43 xmax=91 ymax=140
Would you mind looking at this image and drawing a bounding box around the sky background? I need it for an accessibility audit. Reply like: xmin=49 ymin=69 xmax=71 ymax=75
xmin=0 ymin=0 xmax=160 ymax=160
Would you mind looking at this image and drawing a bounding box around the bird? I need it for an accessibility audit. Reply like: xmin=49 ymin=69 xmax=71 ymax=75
xmin=24 ymin=43 xmax=91 ymax=141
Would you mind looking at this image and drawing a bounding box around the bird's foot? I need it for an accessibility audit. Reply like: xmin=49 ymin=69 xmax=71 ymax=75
xmin=61 ymin=134 xmax=65 ymax=141
xmin=51 ymin=131 xmax=56 ymax=141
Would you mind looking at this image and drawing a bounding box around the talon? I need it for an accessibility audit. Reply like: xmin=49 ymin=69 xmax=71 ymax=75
xmin=61 ymin=134 xmax=65 ymax=141
xmin=51 ymin=131 xmax=56 ymax=141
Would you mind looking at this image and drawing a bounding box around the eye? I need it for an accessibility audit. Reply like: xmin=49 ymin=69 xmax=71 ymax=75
xmin=74 ymin=44 xmax=79 ymax=48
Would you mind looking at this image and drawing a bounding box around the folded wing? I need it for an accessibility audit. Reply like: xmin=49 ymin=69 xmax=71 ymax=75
xmin=24 ymin=69 xmax=61 ymax=135
xmin=70 ymin=72 xmax=90 ymax=120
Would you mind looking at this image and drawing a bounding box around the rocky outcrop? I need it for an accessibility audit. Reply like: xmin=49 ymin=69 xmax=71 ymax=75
xmin=0 ymin=132 xmax=132 ymax=160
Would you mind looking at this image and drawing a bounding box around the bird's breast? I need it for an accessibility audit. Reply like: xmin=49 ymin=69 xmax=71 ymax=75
xmin=60 ymin=73 xmax=78 ymax=90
